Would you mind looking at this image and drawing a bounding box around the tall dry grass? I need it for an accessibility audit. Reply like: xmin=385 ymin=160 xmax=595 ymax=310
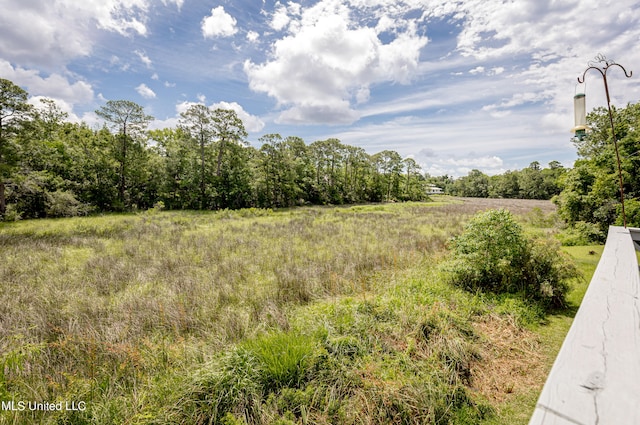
xmin=0 ymin=198 xmax=557 ymax=423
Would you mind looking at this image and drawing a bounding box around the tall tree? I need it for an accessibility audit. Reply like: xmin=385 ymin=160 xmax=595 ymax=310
xmin=0 ymin=78 xmax=30 ymax=216
xmin=149 ymin=128 xmax=198 ymax=209
xmin=96 ymin=100 xmax=153 ymax=208
xmin=309 ymin=138 xmax=346 ymax=203
xmin=373 ymin=150 xmax=403 ymax=201
xmin=179 ymin=104 xmax=216 ymax=208
xmin=402 ymin=157 xmax=426 ymax=201
xmin=210 ymin=109 xmax=250 ymax=209
xmin=211 ymin=108 xmax=248 ymax=177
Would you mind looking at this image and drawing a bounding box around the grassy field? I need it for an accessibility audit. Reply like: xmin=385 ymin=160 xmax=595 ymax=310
xmin=0 ymin=197 xmax=598 ymax=424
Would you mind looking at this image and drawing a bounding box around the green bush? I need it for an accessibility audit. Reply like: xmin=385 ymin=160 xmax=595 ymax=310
xmin=444 ymin=209 xmax=579 ymax=308
xmin=45 ymin=190 xmax=92 ymax=217
xmin=556 ymin=220 xmax=605 ymax=245
xmin=616 ymin=198 xmax=640 ymax=228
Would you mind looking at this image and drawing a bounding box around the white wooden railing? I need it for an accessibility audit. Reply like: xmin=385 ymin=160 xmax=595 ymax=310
xmin=529 ymin=226 xmax=640 ymax=425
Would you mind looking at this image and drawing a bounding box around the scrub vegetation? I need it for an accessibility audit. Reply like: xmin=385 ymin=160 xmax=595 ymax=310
xmin=0 ymin=198 xmax=590 ymax=424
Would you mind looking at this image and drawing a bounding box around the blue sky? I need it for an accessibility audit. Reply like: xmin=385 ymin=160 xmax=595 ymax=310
xmin=1 ymin=0 xmax=639 ymax=177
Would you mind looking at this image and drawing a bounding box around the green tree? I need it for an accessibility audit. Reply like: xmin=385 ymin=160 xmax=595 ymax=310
xmin=519 ymin=162 xmax=546 ymax=199
xmin=372 ymin=150 xmax=403 ymax=201
xmin=402 ymin=157 xmax=427 ymax=201
xmin=210 ymin=109 xmax=251 ymax=209
xmin=212 ymin=109 xmax=248 ymax=177
xmin=96 ymin=100 xmax=153 ymax=208
xmin=256 ymin=133 xmax=306 ymax=208
xmin=149 ymin=127 xmax=199 ymax=209
xmin=342 ymin=145 xmax=372 ymax=202
xmin=556 ymin=102 xmax=640 ymax=230
xmin=179 ymin=104 xmax=217 ymax=208
xmin=309 ymin=139 xmax=346 ymax=204
xmin=453 ymin=169 xmax=489 ymax=197
xmin=489 ymin=170 xmax=520 ymax=198
xmin=0 ymin=78 xmax=30 ymax=216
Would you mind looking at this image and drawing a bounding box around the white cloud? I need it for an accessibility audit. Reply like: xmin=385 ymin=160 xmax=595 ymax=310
xmin=0 ymin=0 xmax=149 ymax=67
xmin=85 ymin=0 xmax=148 ymax=36
xmin=161 ymin=0 xmax=183 ymax=9
xmin=270 ymin=2 xmax=292 ymax=31
xmin=162 ymin=100 xmax=265 ymax=133
xmin=482 ymin=91 xmax=549 ymax=113
xmin=135 ymin=50 xmax=153 ymax=68
xmin=244 ymin=0 xmax=428 ymax=125
xmin=136 ymin=83 xmax=156 ymax=99
xmin=246 ymin=31 xmax=260 ymax=43
xmin=28 ymin=96 xmax=73 ymax=118
xmin=210 ymin=101 xmax=266 ymax=132
xmin=201 ymin=6 xmax=238 ymax=38
xmin=424 ymin=155 xmax=506 ymax=178
xmin=453 ymin=0 xmax=640 ymax=62
xmin=0 ymin=60 xmax=94 ymax=105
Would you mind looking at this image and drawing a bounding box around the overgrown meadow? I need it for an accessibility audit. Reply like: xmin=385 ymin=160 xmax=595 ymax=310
xmin=0 ymin=198 xmax=583 ymax=424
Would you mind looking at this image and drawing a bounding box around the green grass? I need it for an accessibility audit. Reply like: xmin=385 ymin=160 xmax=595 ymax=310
xmin=0 ymin=198 xmax=595 ymax=424
xmin=478 ymin=244 xmax=601 ymax=424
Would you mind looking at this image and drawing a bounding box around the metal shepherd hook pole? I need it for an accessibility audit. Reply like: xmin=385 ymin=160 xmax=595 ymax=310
xmin=578 ymin=54 xmax=633 ymax=227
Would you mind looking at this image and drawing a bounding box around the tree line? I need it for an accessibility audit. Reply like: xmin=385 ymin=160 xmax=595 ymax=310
xmin=4 ymin=75 xmax=633 ymax=229
xmin=435 ymin=161 xmax=567 ymax=200
xmin=439 ymin=101 xmax=640 ymax=238
xmin=0 ymin=78 xmax=429 ymax=220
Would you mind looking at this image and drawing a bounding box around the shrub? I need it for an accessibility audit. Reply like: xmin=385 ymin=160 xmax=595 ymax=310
xmin=444 ymin=209 xmax=578 ymax=308
xmin=556 ymin=220 xmax=605 ymax=245
xmin=0 ymin=204 xmax=21 ymax=221
xmin=45 ymin=190 xmax=92 ymax=217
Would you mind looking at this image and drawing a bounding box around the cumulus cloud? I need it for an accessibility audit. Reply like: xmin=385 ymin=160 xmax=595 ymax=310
xmin=0 ymin=60 xmax=94 ymax=105
xmin=210 ymin=101 xmax=266 ymax=132
xmin=244 ymin=0 xmax=428 ymax=125
xmin=270 ymin=2 xmax=292 ymax=31
xmin=201 ymin=6 xmax=238 ymax=38
xmin=136 ymin=83 xmax=156 ymax=99
xmin=0 ymin=0 xmax=149 ymax=67
xmin=171 ymin=100 xmax=265 ymax=133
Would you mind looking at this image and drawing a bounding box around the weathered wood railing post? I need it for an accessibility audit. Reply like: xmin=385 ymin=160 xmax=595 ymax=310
xmin=530 ymin=226 xmax=640 ymax=425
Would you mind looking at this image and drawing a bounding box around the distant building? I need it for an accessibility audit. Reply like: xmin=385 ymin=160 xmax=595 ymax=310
xmin=427 ymin=184 xmax=443 ymax=195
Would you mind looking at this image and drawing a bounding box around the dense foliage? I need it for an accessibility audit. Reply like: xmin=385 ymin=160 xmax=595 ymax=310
xmin=444 ymin=209 xmax=579 ymax=308
xmin=441 ymin=161 xmax=566 ymax=200
xmin=0 ymin=78 xmax=429 ymax=220
xmin=554 ymin=102 xmax=640 ymax=237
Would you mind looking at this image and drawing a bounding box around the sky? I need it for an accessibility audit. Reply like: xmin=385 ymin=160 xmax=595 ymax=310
xmin=1 ymin=0 xmax=640 ymax=177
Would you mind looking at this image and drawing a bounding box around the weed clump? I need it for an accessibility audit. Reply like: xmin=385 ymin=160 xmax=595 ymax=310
xmin=444 ymin=209 xmax=579 ymax=308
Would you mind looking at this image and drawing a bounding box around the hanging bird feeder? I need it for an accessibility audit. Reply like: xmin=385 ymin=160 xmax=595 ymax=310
xmin=571 ymin=92 xmax=589 ymax=141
